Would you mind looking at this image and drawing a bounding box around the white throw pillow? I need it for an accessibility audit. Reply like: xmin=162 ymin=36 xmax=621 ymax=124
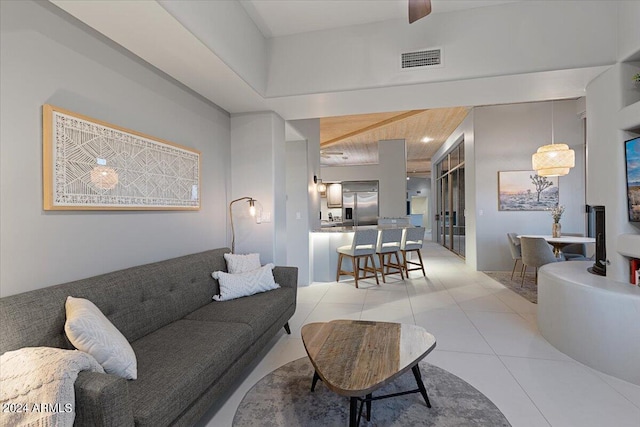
xmin=64 ymin=296 xmax=137 ymax=379
xmin=212 ymin=263 xmax=280 ymax=301
xmin=224 ymin=252 xmax=261 ymax=274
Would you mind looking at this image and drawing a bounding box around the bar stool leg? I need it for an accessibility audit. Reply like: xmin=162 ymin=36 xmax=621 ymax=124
xmin=416 ymin=250 xmax=426 ymax=276
xmin=394 ymin=252 xmax=405 ymax=280
xmin=354 ymin=256 xmax=360 ymax=289
xmin=370 ymin=255 xmax=380 ymax=285
xmin=401 ymin=250 xmax=408 ymax=275
xmin=377 ymin=253 xmax=386 ymax=283
xmin=336 ymin=253 xmax=343 ymax=282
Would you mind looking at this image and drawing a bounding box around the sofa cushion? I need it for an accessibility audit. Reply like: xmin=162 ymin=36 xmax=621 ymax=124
xmin=224 ymin=252 xmax=261 ymax=274
xmin=185 ymin=287 xmax=296 ymax=340
xmin=212 ymin=263 xmax=279 ymax=301
xmin=65 ymin=296 xmax=137 ymax=379
xmin=128 ymin=319 xmax=252 ymax=427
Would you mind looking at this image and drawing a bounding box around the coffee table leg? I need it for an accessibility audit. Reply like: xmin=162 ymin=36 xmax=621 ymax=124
xmin=366 ymin=393 xmax=372 ymax=421
xmin=311 ymin=371 xmax=320 ymax=392
xmin=349 ymin=397 xmax=358 ymax=427
xmin=412 ymin=365 xmax=432 ymax=408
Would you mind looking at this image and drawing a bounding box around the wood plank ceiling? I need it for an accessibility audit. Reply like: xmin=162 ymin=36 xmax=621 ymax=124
xmin=320 ymin=107 xmax=469 ymax=177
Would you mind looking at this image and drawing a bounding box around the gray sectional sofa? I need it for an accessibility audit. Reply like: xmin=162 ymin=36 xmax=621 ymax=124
xmin=0 ymin=248 xmax=298 ymax=426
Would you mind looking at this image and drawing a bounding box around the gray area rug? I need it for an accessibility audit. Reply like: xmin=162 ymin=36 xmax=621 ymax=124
xmin=483 ymin=271 xmax=537 ymax=304
xmin=233 ymin=357 xmax=511 ymax=427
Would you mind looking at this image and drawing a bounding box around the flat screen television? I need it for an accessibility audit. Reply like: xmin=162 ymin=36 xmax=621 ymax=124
xmin=625 ymin=136 xmax=640 ymax=222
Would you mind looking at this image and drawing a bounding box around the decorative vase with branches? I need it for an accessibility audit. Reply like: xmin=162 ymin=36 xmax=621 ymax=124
xmin=550 ymin=205 xmax=565 ymax=237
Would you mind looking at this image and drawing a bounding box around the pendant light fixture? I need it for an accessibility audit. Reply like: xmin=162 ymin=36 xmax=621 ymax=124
xmin=532 ymin=101 xmax=575 ymax=177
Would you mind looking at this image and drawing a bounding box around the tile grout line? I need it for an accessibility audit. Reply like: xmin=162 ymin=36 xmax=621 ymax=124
xmin=455 ymin=275 xmax=552 ymax=426
xmin=495 ymin=354 xmax=555 ymax=427
xmin=572 ymin=359 xmax=640 ymax=410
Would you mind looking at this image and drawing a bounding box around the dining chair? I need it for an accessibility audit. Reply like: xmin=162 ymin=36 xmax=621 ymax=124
xmin=401 ymin=226 xmax=426 ymax=277
xmin=336 ymin=229 xmax=380 ymax=288
xmin=561 ymin=232 xmax=589 ymax=261
xmin=375 ymin=228 xmax=404 ymax=283
xmin=506 ymin=233 xmax=524 ymax=280
xmin=520 ymin=236 xmax=559 ymax=286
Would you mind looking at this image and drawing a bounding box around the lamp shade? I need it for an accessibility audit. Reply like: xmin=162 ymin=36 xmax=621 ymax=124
xmin=532 ymin=143 xmax=575 ymax=177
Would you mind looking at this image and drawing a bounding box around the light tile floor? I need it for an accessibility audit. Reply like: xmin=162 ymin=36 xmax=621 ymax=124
xmin=197 ymin=242 xmax=640 ymax=427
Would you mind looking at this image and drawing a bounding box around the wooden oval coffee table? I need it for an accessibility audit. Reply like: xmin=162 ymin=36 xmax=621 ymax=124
xmin=301 ymin=319 xmax=437 ymax=427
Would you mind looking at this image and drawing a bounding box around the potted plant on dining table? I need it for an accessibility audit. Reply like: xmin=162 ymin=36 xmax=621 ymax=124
xmin=550 ymin=205 xmax=565 ymax=238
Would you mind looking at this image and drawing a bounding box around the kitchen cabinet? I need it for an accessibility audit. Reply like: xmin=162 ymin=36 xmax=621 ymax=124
xmin=326 ymin=183 xmax=342 ymax=208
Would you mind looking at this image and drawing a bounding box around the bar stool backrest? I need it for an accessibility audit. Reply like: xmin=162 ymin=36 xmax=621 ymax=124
xmin=402 ymin=227 xmax=425 ymax=251
xmin=351 ymin=229 xmax=378 ymax=256
xmin=377 ymin=228 xmax=403 ymax=253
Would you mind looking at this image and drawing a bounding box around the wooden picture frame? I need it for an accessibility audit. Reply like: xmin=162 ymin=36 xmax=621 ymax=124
xmin=43 ymin=104 xmax=200 ymax=210
xmin=498 ymin=170 xmax=558 ymax=211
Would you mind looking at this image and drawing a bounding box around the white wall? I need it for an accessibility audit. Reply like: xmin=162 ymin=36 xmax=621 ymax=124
xmin=617 ymin=1 xmax=640 ymax=61
xmin=230 ymin=112 xmax=286 ymax=264
xmin=288 ymin=119 xmax=321 ymax=232
xmin=586 ymin=66 xmax=639 ymax=282
xmin=321 ymin=139 xmax=407 ymax=218
xmin=285 ymin=141 xmax=310 ymax=285
xmin=158 ymin=0 xmax=267 ymax=95
xmin=0 ymin=0 xmax=231 ymax=297
xmin=273 ymin=114 xmax=287 ymax=265
xmin=407 ymin=178 xmax=430 ymax=202
xmin=267 ymin=1 xmax=616 ymax=98
xmin=286 ymin=118 xmax=320 ymax=285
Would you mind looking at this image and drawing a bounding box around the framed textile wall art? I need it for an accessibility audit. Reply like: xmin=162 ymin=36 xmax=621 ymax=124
xmin=498 ymin=170 xmax=558 ymax=211
xmin=43 ymin=104 xmax=200 ymax=210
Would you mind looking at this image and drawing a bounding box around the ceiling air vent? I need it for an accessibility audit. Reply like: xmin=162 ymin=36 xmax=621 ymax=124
xmin=401 ymin=48 xmax=443 ymax=70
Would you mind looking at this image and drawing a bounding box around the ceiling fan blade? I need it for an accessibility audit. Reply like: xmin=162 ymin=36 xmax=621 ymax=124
xmin=409 ymin=0 xmax=432 ymax=24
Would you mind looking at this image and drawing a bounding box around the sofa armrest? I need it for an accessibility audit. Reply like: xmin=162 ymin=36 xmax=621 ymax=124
xmin=273 ymin=266 xmax=298 ymax=290
xmin=74 ymin=371 xmax=134 ymax=427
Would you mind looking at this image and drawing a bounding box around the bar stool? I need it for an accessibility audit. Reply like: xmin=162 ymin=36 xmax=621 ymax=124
xmin=401 ymin=227 xmax=426 ymax=277
xmin=375 ymin=228 xmax=405 ymax=283
xmin=336 ymin=229 xmax=380 ymax=288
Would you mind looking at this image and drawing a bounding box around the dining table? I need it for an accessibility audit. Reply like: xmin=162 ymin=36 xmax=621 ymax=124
xmin=517 ymin=235 xmax=596 ymax=258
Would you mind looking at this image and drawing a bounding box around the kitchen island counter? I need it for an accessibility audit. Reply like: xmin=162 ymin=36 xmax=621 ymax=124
xmin=313 ymin=224 xmax=413 ymax=233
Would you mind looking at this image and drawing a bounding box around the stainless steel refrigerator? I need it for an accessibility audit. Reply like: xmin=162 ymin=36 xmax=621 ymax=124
xmin=342 ymin=181 xmax=379 ymax=226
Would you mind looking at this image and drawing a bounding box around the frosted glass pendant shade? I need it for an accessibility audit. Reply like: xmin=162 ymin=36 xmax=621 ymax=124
xmin=532 ymin=143 xmax=575 ymax=177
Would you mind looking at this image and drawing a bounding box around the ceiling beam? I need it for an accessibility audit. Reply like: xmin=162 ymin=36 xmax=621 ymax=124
xmin=320 ymin=110 xmax=426 ymax=148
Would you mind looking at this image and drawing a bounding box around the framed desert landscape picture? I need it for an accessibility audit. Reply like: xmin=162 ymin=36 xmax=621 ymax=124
xmin=498 ymin=170 xmax=559 ymax=211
